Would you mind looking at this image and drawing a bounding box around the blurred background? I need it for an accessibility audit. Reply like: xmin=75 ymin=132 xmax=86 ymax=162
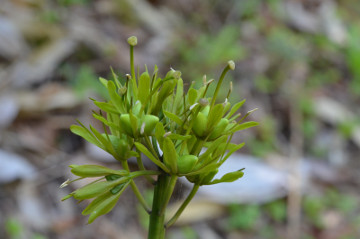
xmin=1 ymin=0 xmax=360 ymax=238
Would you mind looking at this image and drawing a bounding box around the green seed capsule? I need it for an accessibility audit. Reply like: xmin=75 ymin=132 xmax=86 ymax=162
xmin=201 ymin=105 xmax=210 ymax=116
xmin=119 ymin=114 xmax=134 ymax=136
xmin=132 ymin=101 xmax=142 ymax=116
xmin=177 ymin=155 xmax=199 ymax=174
xmin=141 ymin=115 xmax=159 ymax=135
xmin=209 ymin=118 xmax=229 ymax=140
xmin=192 ymin=112 xmax=207 ymax=138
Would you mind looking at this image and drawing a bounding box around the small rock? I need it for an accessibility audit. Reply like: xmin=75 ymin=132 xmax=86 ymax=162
xmin=0 ymin=150 xmax=35 ymax=184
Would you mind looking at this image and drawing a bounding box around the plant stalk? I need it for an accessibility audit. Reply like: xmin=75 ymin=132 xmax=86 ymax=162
xmin=148 ymin=173 xmax=168 ymax=239
xmin=166 ymin=183 xmax=200 ymax=228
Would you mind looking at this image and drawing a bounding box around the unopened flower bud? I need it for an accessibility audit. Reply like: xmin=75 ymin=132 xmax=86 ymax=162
xmin=127 ymin=36 xmax=137 ymax=46
xmin=228 ymin=60 xmax=235 ymax=70
xmin=199 ymin=98 xmax=209 ymax=107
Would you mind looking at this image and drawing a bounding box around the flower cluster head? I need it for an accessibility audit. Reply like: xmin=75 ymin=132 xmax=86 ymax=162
xmin=62 ymin=36 xmax=258 ymax=224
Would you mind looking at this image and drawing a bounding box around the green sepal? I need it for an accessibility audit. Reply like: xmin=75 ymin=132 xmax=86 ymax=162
xmin=70 ymin=165 xmax=127 ymax=177
xmin=206 ymin=169 xmax=244 ymax=185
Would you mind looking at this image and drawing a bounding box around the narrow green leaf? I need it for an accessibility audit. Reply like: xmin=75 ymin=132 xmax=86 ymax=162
xmin=229 ymin=121 xmax=259 ymax=133
xmin=220 ymin=142 xmax=245 ymax=164
xmin=225 ymin=99 xmax=246 ymax=119
xmin=155 ymin=122 xmax=166 ymax=148
xmin=199 ymin=169 xmax=218 ymax=185
xmin=163 ymin=137 xmax=178 ymax=172
xmin=184 ymin=162 xmax=220 ymax=176
xmin=207 ymin=104 xmax=225 ymax=132
xmin=174 ymin=78 xmax=183 ymax=113
xmin=166 ymin=134 xmax=191 ymax=141
xmin=207 ymin=169 xmax=244 ymax=185
xmin=99 ymin=77 xmax=108 ymax=88
xmin=138 ymin=72 xmax=151 ymax=105
xmin=74 ymin=177 xmax=128 ymax=200
xmin=92 ymin=113 xmax=121 ymax=131
xmin=152 ymin=80 xmax=176 ymax=114
xmin=198 ymin=135 xmax=228 ymax=162
xmin=129 ymin=112 xmax=138 ymax=137
xmin=187 ymin=88 xmax=198 ymax=106
xmin=94 ymin=101 xmax=119 ymax=114
xmin=134 ymin=142 xmax=169 ymax=173
xmin=90 ymin=125 xmax=116 ymax=156
xmin=86 ymin=181 xmax=130 ymax=223
xmin=70 ymin=165 xmax=128 ymax=177
xmin=163 ymin=110 xmax=183 ymax=126
xmin=110 ymin=67 xmax=122 ymax=89
xmin=107 ymin=80 xmax=126 ymax=113
xmin=70 ymin=125 xmax=103 ymax=149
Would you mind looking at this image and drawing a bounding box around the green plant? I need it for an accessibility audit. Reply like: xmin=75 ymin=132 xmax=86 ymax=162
xmin=227 ymin=204 xmax=261 ymax=231
xmin=61 ymin=36 xmax=257 ymax=238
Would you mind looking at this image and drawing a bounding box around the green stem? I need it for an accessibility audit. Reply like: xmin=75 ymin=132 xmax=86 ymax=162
xmin=136 ymin=149 xmax=155 ymax=184
xmin=210 ymin=65 xmax=231 ymax=109
xmin=130 ymin=46 xmax=135 ymax=80
xmin=165 ymin=183 xmax=200 ymax=228
xmin=122 ymin=161 xmax=151 ymax=213
xmin=160 ymin=175 xmax=178 ymax=216
xmin=148 ymin=173 xmax=168 ymax=239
